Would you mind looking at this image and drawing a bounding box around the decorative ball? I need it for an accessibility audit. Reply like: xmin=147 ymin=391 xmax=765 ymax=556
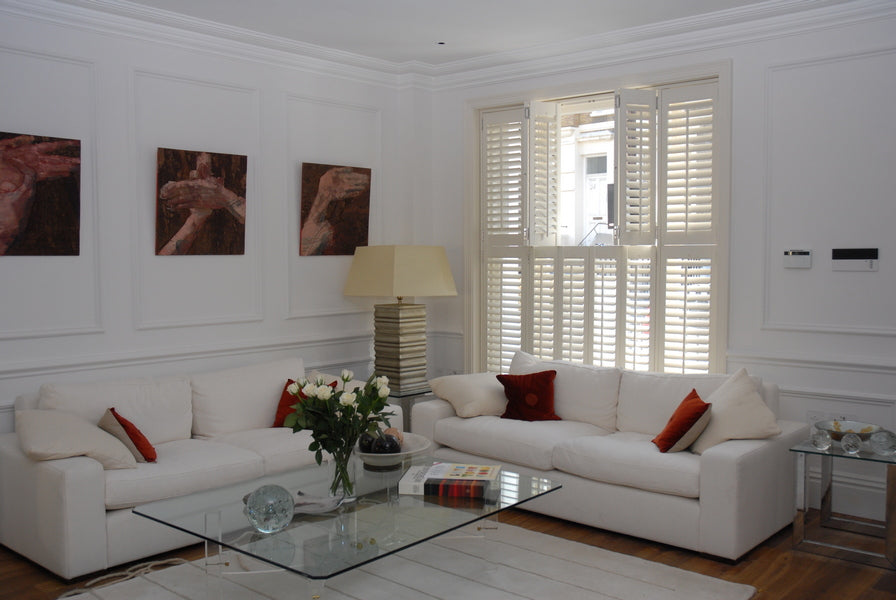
xmin=870 ymin=430 xmax=896 ymax=457
xmin=811 ymin=428 xmax=832 ymax=451
xmin=372 ymin=434 xmax=401 ymax=454
xmin=383 ymin=427 xmax=404 ymax=445
xmin=244 ymin=485 xmax=294 ymax=534
xmin=358 ymin=431 xmax=376 ymax=453
xmin=841 ymin=432 xmax=862 ymax=455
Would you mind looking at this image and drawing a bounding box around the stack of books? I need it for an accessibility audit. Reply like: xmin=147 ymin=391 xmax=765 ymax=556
xmin=398 ymin=462 xmax=501 ymax=499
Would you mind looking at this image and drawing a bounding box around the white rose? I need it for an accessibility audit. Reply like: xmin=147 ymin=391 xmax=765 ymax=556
xmin=375 ymin=376 xmax=389 ymax=388
xmin=340 ymin=392 xmax=357 ymax=407
xmin=341 ymin=369 xmax=353 ymax=382
xmin=378 ymin=385 xmax=390 ymax=398
xmin=286 ymin=382 xmax=299 ymax=395
xmin=301 ymin=383 xmax=317 ymax=398
xmin=316 ymin=385 xmax=333 ymax=400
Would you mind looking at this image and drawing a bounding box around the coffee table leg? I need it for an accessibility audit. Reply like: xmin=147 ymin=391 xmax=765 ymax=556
xmin=307 ymin=579 xmax=326 ymax=599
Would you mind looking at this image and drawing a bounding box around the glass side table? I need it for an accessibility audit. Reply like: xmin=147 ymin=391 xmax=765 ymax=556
xmin=790 ymin=440 xmax=896 ymax=569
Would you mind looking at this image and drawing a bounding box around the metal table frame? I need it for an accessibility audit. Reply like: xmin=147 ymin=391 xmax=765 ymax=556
xmin=791 ymin=441 xmax=896 ymax=569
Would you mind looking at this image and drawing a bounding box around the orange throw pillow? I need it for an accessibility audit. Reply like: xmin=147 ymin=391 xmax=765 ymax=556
xmin=497 ymin=370 xmax=561 ymax=422
xmin=272 ymin=379 xmax=337 ymax=427
xmin=652 ymin=389 xmax=712 ymax=453
xmin=98 ymin=407 xmax=157 ymax=462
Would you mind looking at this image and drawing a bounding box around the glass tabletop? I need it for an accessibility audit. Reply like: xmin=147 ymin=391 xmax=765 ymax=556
xmin=790 ymin=440 xmax=896 ymax=465
xmin=134 ymin=456 xmax=560 ymax=580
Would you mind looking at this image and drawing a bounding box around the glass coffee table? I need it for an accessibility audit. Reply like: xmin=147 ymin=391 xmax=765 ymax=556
xmin=134 ymin=456 xmax=560 ymax=598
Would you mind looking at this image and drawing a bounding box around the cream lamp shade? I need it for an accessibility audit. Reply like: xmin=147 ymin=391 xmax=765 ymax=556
xmin=344 ymin=245 xmax=456 ymax=397
xmin=343 ymin=245 xmax=457 ymax=300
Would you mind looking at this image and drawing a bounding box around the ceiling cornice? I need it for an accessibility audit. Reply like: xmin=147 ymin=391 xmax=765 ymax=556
xmin=1 ymin=0 xmax=892 ymax=92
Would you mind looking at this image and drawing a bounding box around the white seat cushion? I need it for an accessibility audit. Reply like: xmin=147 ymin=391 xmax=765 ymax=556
xmin=38 ymin=376 xmax=193 ymax=445
xmin=213 ymin=428 xmax=320 ymax=475
xmin=553 ymin=432 xmax=701 ymax=498
xmin=434 ymin=415 xmax=609 ymax=471
xmin=191 ymin=358 xmax=305 ymax=438
xmin=104 ymin=438 xmax=264 ymax=509
xmin=510 ymin=351 xmax=621 ymax=431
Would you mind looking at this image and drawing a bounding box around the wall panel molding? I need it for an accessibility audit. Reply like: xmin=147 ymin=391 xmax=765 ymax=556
xmin=0 ymin=45 xmax=103 ymax=339
xmin=130 ymin=69 xmax=265 ymax=330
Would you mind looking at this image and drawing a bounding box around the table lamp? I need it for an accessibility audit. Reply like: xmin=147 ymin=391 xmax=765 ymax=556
xmin=344 ymin=245 xmax=457 ymax=395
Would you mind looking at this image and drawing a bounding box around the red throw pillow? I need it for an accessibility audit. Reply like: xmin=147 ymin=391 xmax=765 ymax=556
xmin=272 ymin=379 xmax=338 ymax=427
xmin=497 ymin=370 xmax=561 ymax=422
xmin=100 ymin=407 xmax=157 ymax=462
xmin=652 ymin=389 xmax=712 ymax=453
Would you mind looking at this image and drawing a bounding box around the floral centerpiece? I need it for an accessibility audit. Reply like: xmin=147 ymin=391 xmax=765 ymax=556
xmin=283 ymin=370 xmax=393 ymax=498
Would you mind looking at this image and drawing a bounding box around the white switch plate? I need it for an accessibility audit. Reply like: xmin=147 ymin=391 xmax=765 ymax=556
xmin=832 ymin=259 xmax=878 ymax=271
xmin=784 ymin=250 xmax=811 ymax=268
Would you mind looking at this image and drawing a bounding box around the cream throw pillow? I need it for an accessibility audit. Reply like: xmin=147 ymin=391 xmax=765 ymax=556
xmin=690 ymin=368 xmax=782 ymax=454
xmin=430 ymin=372 xmax=507 ymax=418
xmin=16 ymin=409 xmax=137 ymax=469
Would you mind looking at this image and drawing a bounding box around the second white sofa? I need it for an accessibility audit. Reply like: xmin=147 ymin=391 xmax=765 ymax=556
xmin=412 ymin=351 xmax=808 ymax=561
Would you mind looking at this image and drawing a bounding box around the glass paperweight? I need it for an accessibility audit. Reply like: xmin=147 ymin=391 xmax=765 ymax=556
xmin=840 ymin=432 xmax=862 ymax=455
xmin=811 ymin=428 xmax=832 ymax=451
xmin=870 ymin=430 xmax=896 ymax=457
xmin=244 ymin=484 xmax=294 ymax=534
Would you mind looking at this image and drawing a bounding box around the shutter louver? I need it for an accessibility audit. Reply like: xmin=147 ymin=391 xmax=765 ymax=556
xmin=483 ymin=110 xmax=525 ymax=243
xmin=531 ymin=252 xmax=556 ymax=360
xmin=592 ymin=252 xmax=619 ymax=367
xmin=661 ymin=84 xmax=716 ymax=244
xmin=616 ymin=89 xmax=657 ymax=246
xmin=528 ymin=102 xmax=559 ymax=246
xmin=484 ymin=255 xmax=523 ymax=373
xmin=624 ymin=250 xmax=654 ymax=371
xmin=662 ymin=253 xmax=713 ymax=373
xmin=560 ymin=255 xmax=587 ymax=363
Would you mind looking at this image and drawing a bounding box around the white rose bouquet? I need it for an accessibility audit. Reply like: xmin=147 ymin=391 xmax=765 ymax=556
xmin=284 ymin=370 xmax=393 ymax=497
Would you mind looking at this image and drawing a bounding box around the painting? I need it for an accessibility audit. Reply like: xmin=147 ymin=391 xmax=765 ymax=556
xmin=300 ymin=162 xmax=371 ymax=256
xmin=155 ymin=147 xmax=247 ymax=255
xmin=0 ymin=131 xmax=80 ymax=255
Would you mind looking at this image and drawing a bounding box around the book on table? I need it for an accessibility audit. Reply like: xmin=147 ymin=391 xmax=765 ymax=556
xmin=399 ymin=462 xmax=501 ymax=498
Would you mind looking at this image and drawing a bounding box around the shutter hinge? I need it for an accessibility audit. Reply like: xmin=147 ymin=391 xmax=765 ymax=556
xmin=615 ymin=94 xmax=620 ymax=108
xmin=523 ymin=227 xmax=530 ymax=242
xmin=524 ymin=106 xmax=530 ymax=119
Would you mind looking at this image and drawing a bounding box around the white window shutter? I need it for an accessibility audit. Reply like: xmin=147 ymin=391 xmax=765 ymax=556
xmin=659 ymin=83 xmax=717 ymax=245
xmin=659 ymin=248 xmax=715 ymax=373
xmin=559 ymin=250 xmax=588 ymax=364
xmin=591 ymin=247 xmax=623 ymax=367
xmin=526 ymin=101 xmax=559 ymax=246
xmin=484 ymin=251 xmax=525 ymax=373
xmin=482 ymin=109 xmax=525 ymax=244
xmin=616 ymin=89 xmax=657 ymax=246
xmin=623 ymin=246 xmax=656 ymax=371
xmin=531 ymin=248 xmax=557 ymax=360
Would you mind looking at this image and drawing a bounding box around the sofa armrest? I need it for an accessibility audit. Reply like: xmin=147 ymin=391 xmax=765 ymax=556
xmin=0 ymin=432 xmax=109 ymax=579
xmin=697 ymin=419 xmax=809 ymax=560
xmin=410 ymin=398 xmax=457 ymax=442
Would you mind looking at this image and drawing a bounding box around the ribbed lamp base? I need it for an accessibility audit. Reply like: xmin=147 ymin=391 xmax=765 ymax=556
xmin=373 ymin=303 xmax=430 ymax=395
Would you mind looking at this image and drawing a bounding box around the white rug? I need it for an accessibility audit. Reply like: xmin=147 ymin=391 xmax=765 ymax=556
xmin=61 ymin=524 xmax=755 ymax=599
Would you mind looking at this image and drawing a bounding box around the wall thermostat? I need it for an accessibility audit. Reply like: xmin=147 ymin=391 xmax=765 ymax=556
xmin=832 ymin=248 xmax=878 ymax=271
xmin=784 ymin=249 xmax=811 ymax=269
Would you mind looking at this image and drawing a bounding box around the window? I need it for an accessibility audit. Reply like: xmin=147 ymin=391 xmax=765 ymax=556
xmin=479 ymin=80 xmax=727 ymax=374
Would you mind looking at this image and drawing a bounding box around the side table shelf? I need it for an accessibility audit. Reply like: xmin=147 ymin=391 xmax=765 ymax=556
xmin=791 ymin=441 xmax=896 ymax=569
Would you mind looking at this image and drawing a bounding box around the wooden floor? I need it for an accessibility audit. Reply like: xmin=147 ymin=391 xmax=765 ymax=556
xmin=2 ymin=509 xmax=895 ymax=600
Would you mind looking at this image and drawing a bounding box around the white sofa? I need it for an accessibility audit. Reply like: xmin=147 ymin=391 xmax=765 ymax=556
xmin=0 ymin=357 xmax=402 ymax=579
xmin=412 ymin=351 xmax=808 ymax=561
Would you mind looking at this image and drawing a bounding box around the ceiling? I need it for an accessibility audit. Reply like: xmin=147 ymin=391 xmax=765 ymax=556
xmin=55 ymin=0 xmax=846 ymax=68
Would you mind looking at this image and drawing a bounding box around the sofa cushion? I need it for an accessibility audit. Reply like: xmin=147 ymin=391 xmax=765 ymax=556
xmin=553 ymin=432 xmax=701 ymax=498
xmin=651 ymin=390 xmax=712 ymax=453
xmin=38 ymin=376 xmax=193 ymax=445
xmin=497 ymin=371 xmax=561 ymax=422
xmin=191 ymin=357 xmax=305 ymax=438
xmin=429 ymin=372 xmax=507 ymax=418
xmin=509 ymin=351 xmax=621 ymax=431
xmin=434 ymin=415 xmax=609 ymax=471
xmin=690 ymin=369 xmax=782 ymax=454
xmin=213 ymin=428 xmax=320 ymax=475
xmin=98 ymin=408 xmax=157 ymax=462
xmin=16 ymin=409 xmax=137 ymax=470
xmin=103 ymin=438 xmax=265 ymax=509
xmin=616 ymin=370 xmax=761 ymax=436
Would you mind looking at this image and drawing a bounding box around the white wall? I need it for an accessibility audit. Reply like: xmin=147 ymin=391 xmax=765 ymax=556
xmin=2 ymin=0 xmax=894 ymax=519
xmin=424 ymin=3 xmax=896 ymax=518
xmin=0 ymin=3 xmax=427 ymax=430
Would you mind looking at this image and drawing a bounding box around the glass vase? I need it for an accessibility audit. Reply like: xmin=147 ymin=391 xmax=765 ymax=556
xmin=329 ymin=450 xmax=357 ymax=503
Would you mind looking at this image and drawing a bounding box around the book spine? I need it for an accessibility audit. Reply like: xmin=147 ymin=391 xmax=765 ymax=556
xmin=422 ymin=478 xmax=489 ymax=499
